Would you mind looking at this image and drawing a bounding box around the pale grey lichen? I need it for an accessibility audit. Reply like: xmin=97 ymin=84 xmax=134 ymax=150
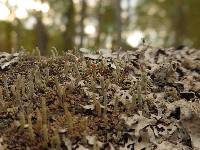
xmin=0 ymin=52 xmax=22 ymax=70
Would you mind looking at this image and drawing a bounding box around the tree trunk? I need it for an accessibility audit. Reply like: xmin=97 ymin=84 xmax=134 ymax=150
xmin=172 ymin=0 xmax=186 ymax=46
xmin=126 ymin=0 xmax=131 ymax=28
xmin=5 ymin=22 xmax=12 ymax=51
xmin=79 ymin=0 xmax=87 ymax=48
xmin=35 ymin=13 xmax=48 ymax=55
xmin=95 ymin=0 xmax=102 ymax=48
xmin=15 ymin=19 xmax=22 ymax=50
xmin=114 ymin=0 xmax=122 ymax=47
xmin=63 ymin=0 xmax=76 ymax=50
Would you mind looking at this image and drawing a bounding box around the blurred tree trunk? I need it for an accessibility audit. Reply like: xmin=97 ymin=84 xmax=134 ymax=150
xmin=126 ymin=0 xmax=131 ymax=28
xmin=5 ymin=22 xmax=12 ymax=51
xmin=95 ymin=0 xmax=102 ymax=48
xmin=63 ymin=0 xmax=76 ymax=50
xmin=172 ymin=0 xmax=186 ymax=46
xmin=35 ymin=13 xmax=48 ymax=55
xmin=15 ymin=19 xmax=22 ymax=50
xmin=0 ymin=22 xmax=12 ymax=51
xmin=114 ymin=0 xmax=122 ymax=46
xmin=79 ymin=0 xmax=87 ymax=48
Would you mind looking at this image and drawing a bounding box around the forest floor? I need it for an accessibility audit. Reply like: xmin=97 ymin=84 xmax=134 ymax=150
xmin=0 ymin=45 xmax=200 ymax=150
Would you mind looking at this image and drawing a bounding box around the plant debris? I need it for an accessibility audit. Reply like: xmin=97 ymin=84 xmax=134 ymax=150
xmin=0 ymin=45 xmax=199 ymax=149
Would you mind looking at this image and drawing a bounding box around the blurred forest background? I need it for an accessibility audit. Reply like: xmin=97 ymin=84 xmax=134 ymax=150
xmin=0 ymin=0 xmax=200 ymax=55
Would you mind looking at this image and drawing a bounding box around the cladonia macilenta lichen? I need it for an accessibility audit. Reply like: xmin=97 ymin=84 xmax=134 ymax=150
xmin=0 ymin=46 xmax=199 ymax=149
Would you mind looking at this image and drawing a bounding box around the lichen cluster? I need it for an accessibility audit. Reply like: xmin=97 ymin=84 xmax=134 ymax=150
xmin=0 ymin=46 xmax=200 ymax=149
